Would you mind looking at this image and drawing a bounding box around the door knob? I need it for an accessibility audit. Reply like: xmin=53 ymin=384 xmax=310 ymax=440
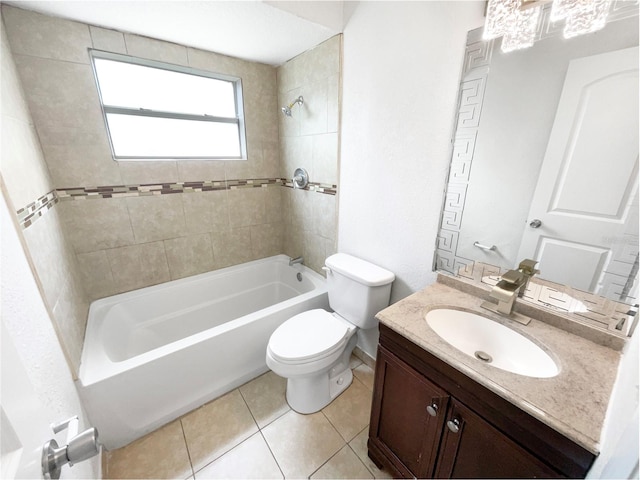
xmin=529 ymin=219 xmax=542 ymax=228
xmin=426 ymin=402 xmax=438 ymax=417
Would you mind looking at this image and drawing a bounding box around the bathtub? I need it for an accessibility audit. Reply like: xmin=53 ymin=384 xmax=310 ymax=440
xmin=77 ymin=255 xmax=328 ymax=450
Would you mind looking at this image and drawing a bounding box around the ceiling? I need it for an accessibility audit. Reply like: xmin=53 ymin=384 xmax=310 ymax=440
xmin=3 ymin=1 xmax=345 ymax=65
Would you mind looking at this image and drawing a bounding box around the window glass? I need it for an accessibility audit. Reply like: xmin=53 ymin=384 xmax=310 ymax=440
xmin=91 ymin=51 xmax=245 ymax=160
xmin=106 ymin=114 xmax=241 ymax=158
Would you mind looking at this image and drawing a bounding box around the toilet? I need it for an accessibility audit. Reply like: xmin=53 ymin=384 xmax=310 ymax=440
xmin=266 ymin=253 xmax=395 ymax=414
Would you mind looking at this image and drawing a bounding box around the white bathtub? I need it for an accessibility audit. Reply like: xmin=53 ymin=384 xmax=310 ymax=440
xmin=77 ymin=255 xmax=328 ymax=449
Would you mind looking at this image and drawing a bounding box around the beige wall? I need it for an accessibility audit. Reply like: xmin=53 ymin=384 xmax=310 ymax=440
xmin=1 ymin=19 xmax=88 ymax=375
xmin=278 ymin=36 xmax=341 ymax=273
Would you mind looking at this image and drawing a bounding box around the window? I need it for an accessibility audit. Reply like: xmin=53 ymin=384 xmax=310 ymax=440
xmin=90 ymin=50 xmax=246 ymax=161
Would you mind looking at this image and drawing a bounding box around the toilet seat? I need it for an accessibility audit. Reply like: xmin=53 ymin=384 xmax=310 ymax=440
xmin=268 ymin=309 xmax=352 ymax=365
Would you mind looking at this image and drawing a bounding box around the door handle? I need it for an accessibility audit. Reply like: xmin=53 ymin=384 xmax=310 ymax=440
xmin=529 ymin=219 xmax=542 ymax=228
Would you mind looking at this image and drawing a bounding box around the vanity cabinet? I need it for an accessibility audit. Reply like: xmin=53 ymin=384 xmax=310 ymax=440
xmin=368 ymin=324 xmax=596 ymax=479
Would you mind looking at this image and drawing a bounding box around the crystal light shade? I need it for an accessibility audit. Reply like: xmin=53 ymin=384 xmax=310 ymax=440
xmin=552 ymin=0 xmax=612 ymax=38
xmin=485 ymin=0 xmax=613 ymax=52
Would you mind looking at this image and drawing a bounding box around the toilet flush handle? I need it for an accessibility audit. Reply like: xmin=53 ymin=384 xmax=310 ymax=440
xmin=322 ymin=266 xmax=332 ymax=275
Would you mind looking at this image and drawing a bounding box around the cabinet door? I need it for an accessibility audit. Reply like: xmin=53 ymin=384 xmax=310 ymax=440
xmin=369 ymin=347 xmax=450 ymax=478
xmin=435 ymin=400 xmax=564 ymax=479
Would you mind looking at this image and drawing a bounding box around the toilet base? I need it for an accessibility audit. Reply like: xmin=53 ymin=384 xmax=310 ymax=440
xmin=286 ymin=366 xmax=353 ymax=414
xmin=285 ymin=334 xmax=357 ymax=414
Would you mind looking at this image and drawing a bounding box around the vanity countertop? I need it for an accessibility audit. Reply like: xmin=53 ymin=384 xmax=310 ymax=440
xmin=375 ymin=278 xmax=623 ymax=455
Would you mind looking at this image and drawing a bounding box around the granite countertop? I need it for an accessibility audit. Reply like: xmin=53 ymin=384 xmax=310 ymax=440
xmin=375 ymin=277 xmax=623 ymax=455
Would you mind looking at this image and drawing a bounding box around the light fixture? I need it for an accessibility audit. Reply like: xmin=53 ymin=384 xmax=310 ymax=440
xmin=484 ymin=0 xmax=612 ymax=53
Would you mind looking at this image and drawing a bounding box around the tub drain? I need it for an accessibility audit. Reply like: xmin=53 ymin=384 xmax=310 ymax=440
xmin=296 ymin=272 xmax=303 ymax=282
xmin=474 ymin=351 xmax=493 ymax=363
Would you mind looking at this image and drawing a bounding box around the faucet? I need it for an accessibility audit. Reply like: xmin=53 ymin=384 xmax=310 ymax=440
xmin=289 ymin=256 xmax=304 ymax=266
xmin=481 ymin=259 xmax=539 ymax=324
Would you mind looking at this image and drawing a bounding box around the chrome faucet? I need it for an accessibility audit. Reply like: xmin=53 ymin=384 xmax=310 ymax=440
xmin=289 ymin=256 xmax=304 ymax=266
xmin=482 ymin=259 xmax=539 ymax=324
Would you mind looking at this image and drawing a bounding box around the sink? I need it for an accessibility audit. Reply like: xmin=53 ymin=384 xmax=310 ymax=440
xmin=425 ymin=309 xmax=559 ymax=378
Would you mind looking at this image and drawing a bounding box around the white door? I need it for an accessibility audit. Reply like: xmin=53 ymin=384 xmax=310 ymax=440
xmin=517 ymin=46 xmax=639 ymax=295
xmin=1 ymin=322 xmax=57 ymax=479
xmin=0 ymin=190 xmax=92 ymax=480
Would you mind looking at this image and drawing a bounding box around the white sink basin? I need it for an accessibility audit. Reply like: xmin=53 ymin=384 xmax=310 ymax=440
xmin=425 ymin=309 xmax=559 ymax=378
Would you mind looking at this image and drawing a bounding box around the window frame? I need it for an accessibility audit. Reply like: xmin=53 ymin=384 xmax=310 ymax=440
xmin=89 ymin=49 xmax=247 ymax=161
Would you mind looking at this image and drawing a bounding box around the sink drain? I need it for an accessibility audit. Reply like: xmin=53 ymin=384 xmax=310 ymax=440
xmin=474 ymin=351 xmax=493 ymax=363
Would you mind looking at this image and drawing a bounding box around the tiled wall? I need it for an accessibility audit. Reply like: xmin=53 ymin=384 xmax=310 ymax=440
xmin=278 ymin=37 xmax=341 ymax=272
xmin=1 ymin=20 xmax=88 ymax=375
xmin=3 ymin=6 xmax=341 ymax=310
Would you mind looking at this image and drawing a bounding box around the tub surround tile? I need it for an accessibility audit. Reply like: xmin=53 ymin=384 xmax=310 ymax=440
xmin=42 ymin=143 xmax=123 ymax=188
xmin=327 ymin=74 xmax=340 ymax=134
xmin=105 ymin=420 xmax=193 ymax=479
xmin=177 ymin=160 xmax=226 ymax=184
xmin=59 ymin=198 xmax=135 ymax=254
xmin=262 ymin=409 xmax=345 ymax=479
xmin=124 ymin=33 xmax=189 ymax=66
xmin=227 ymin=187 xmax=267 ymax=228
xmin=312 ymin=132 xmax=339 ymax=186
xmin=1 ymin=117 xmax=54 ymax=209
xmin=186 ymin=47 xmax=246 ymax=77
xmin=51 ymin=275 xmax=89 ymax=373
xmin=194 ymin=432 xmax=283 ymax=479
xmin=12 ymin=55 xmax=103 ymax=130
xmin=322 ymin=378 xmax=373 ymax=442
xmin=182 ymin=190 xmax=230 ymax=235
xmin=300 ymin=80 xmax=329 ymax=137
xmin=210 ymin=227 xmax=254 ymax=269
xmin=89 ymin=26 xmax=127 ymax=53
xmin=311 ymin=444 xmax=374 ymax=479
xmin=181 ymin=389 xmax=259 ymax=472
xmin=238 ymin=371 xmax=290 ymax=429
xmin=76 ymin=250 xmax=117 ymax=300
xmin=2 ymin=5 xmax=92 ymax=63
xmin=250 ymin=223 xmax=284 ymax=259
xmin=106 ymin=241 xmax=170 ymax=293
xmin=119 ymin=161 xmax=179 ymax=186
xmin=164 ymin=233 xmax=216 ymax=280
xmin=126 ymin=194 xmax=186 ymax=244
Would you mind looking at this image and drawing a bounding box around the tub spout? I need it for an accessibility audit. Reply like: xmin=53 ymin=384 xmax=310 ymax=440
xmin=289 ymin=256 xmax=304 ymax=266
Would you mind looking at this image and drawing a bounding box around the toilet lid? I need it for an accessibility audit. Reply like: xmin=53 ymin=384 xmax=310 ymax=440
xmin=269 ymin=309 xmax=351 ymax=364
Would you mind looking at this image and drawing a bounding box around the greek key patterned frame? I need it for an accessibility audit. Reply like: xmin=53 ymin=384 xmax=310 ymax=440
xmin=434 ymin=0 xmax=640 ymax=275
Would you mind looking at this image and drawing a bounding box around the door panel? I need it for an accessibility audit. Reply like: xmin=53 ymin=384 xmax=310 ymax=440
xmin=518 ymin=46 xmax=639 ymax=295
xmin=435 ymin=400 xmax=562 ymax=479
xmin=369 ymin=347 xmax=449 ymax=478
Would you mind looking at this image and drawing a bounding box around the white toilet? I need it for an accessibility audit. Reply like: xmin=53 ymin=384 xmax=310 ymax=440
xmin=266 ymin=253 xmax=395 ymax=414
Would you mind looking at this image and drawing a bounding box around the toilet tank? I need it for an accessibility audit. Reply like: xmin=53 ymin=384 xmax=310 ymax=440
xmin=324 ymin=253 xmax=395 ymax=329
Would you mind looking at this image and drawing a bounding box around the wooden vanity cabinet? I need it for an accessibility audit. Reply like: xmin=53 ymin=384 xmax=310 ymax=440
xmin=368 ymin=324 xmax=596 ymax=479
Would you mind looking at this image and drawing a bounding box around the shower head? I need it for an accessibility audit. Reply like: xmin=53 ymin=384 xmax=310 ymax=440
xmin=281 ymin=96 xmax=304 ymax=117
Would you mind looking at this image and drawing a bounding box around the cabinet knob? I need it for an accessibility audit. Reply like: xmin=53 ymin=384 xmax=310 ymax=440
xmin=447 ymin=418 xmax=461 ymax=433
xmin=426 ymin=403 xmax=438 ymax=417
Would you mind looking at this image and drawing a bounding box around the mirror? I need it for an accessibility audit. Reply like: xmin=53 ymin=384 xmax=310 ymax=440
xmin=435 ymin=3 xmax=639 ymax=313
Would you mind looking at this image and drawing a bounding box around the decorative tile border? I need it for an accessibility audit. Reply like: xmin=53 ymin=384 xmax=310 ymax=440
xmin=16 ymin=190 xmax=59 ymax=229
xmin=17 ymin=177 xmax=339 ymax=229
xmin=282 ymin=180 xmax=337 ymax=196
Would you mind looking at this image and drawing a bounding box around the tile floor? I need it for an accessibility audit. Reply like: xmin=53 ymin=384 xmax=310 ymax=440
xmin=104 ymin=356 xmax=393 ymax=479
